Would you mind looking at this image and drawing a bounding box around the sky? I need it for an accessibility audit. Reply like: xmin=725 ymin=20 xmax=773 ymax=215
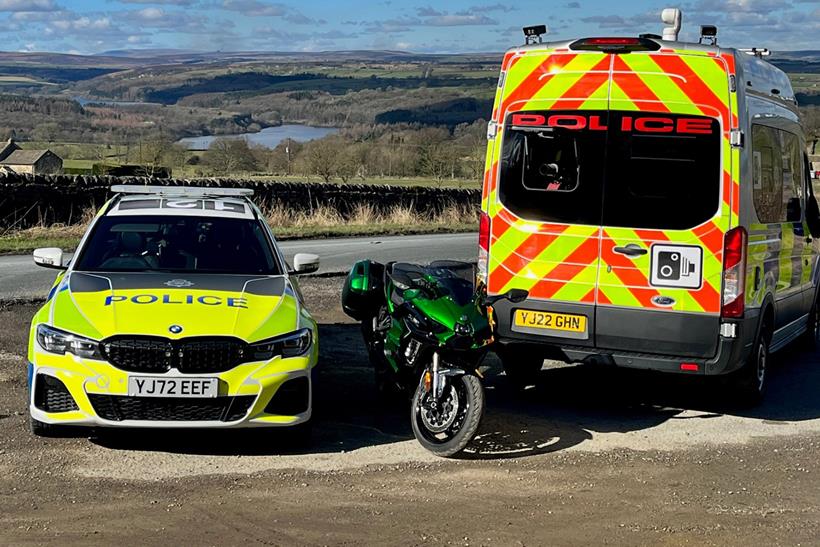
xmin=1 ymin=0 xmax=819 ymax=55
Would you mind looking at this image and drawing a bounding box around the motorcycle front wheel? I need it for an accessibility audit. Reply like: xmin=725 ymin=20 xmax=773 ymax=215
xmin=410 ymin=373 xmax=484 ymax=457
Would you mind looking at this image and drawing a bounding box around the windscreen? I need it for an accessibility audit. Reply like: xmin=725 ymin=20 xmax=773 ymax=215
xmin=75 ymin=215 xmax=281 ymax=275
xmin=499 ymin=111 xmax=721 ymax=230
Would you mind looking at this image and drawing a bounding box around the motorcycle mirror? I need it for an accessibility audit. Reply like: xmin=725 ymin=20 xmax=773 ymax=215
xmin=483 ymin=288 xmax=529 ymax=306
xmin=505 ymin=288 xmax=529 ymax=303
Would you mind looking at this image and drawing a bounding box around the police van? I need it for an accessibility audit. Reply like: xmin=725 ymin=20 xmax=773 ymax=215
xmin=480 ymin=9 xmax=820 ymax=402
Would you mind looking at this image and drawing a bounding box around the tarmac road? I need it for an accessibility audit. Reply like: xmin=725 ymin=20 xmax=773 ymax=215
xmin=0 ymin=232 xmax=477 ymax=300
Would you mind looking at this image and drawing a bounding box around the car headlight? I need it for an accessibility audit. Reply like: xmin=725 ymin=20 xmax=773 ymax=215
xmin=36 ymin=324 xmax=102 ymax=359
xmin=249 ymin=328 xmax=312 ymax=360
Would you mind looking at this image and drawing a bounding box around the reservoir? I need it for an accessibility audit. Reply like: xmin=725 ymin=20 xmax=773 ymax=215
xmin=176 ymin=125 xmax=339 ymax=150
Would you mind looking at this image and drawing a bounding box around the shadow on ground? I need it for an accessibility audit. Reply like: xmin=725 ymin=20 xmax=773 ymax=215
xmin=90 ymin=322 xmax=820 ymax=459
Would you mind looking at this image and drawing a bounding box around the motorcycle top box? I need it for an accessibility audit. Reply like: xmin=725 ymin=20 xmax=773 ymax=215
xmin=341 ymin=259 xmax=384 ymax=321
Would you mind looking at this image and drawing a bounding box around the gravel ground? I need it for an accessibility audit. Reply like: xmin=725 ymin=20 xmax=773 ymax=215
xmin=1 ymin=277 xmax=819 ymax=545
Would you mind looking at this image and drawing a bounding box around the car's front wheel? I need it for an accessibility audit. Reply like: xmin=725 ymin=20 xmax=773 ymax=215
xmin=29 ymin=416 xmax=64 ymax=437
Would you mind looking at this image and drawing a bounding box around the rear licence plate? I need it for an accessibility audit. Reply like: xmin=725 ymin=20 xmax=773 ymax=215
xmin=513 ymin=309 xmax=587 ymax=333
xmin=127 ymin=377 xmax=218 ymax=398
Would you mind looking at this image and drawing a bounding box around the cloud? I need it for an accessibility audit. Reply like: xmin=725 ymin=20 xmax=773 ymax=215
xmin=0 ymin=0 xmax=59 ymax=11
xmin=565 ymin=1 xmax=581 ymax=7
xmin=119 ymin=0 xmax=195 ymax=4
xmin=219 ymin=0 xmax=315 ymax=23
xmin=463 ymin=3 xmax=516 ymax=12
xmin=425 ymin=14 xmax=496 ymax=26
xmin=52 ymin=16 xmax=113 ymax=32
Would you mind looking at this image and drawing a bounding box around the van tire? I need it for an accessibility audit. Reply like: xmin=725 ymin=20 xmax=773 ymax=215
xmin=497 ymin=347 xmax=544 ymax=388
xmin=727 ymin=321 xmax=771 ymax=406
xmin=800 ymin=294 xmax=820 ymax=350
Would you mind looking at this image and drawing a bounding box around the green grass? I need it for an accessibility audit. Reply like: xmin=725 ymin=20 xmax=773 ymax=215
xmin=0 ymin=234 xmax=81 ymax=255
xmin=245 ymin=174 xmax=481 ymax=189
xmin=0 ymin=223 xmax=477 ymax=255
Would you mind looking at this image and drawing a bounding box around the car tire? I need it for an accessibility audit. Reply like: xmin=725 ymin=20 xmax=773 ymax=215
xmin=285 ymin=419 xmax=313 ymax=447
xmin=727 ymin=321 xmax=771 ymax=406
xmin=29 ymin=416 xmax=62 ymax=438
xmin=497 ymin=347 xmax=544 ymax=388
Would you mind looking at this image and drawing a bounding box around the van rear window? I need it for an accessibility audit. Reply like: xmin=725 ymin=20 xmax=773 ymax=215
xmin=498 ymin=111 xmax=721 ymax=230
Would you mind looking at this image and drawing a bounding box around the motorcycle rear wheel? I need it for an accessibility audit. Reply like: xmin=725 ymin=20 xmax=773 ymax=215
xmin=411 ymin=373 xmax=484 ymax=457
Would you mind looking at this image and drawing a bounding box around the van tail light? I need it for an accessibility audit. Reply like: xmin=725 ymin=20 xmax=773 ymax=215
xmin=721 ymin=226 xmax=747 ymax=318
xmin=478 ymin=211 xmax=490 ymax=284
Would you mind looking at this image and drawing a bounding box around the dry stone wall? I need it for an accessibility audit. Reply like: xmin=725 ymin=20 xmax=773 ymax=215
xmin=0 ymin=174 xmax=481 ymax=230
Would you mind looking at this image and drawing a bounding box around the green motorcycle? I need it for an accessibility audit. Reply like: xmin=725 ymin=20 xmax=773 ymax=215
xmin=342 ymin=260 xmax=527 ymax=457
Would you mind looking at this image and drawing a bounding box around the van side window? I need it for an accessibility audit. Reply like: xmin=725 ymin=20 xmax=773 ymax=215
xmin=752 ymin=125 xmax=783 ymax=223
xmin=783 ymin=131 xmax=804 ymax=221
xmin=752 ymin=125 xmax=804 ymax=223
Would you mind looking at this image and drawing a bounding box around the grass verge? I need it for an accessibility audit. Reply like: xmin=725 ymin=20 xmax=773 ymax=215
xmin=0 ymin=203 xmax=478 ymax=255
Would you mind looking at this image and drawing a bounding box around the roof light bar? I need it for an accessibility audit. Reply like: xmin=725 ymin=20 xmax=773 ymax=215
xmin=110 ymin=185 xmax=254 ymax=197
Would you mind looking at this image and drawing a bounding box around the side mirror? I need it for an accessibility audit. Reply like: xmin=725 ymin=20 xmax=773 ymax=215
xmin=484 ymin=288 xmax=529 ymax=305
xmin=290 ymin=253 xmax=319 ymax=275
xmin=33 ymin=247 xmax=67 ymax=270
xmin=505 ymin=288 xmax=529 ymax=303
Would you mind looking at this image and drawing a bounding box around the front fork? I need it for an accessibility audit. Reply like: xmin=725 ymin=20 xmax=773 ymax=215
xmin=423 ymin=351 xmax=466 ymax=404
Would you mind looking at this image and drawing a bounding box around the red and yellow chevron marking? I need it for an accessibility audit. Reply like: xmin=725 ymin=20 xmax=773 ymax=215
xmin=482 ymin=45 xmax=736 ymax=315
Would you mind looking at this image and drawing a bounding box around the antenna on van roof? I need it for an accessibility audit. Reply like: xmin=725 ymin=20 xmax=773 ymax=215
xmin=661 ymin=8 xmax=682 ymax=41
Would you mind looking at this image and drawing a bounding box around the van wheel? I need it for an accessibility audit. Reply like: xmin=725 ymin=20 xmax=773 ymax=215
xmin=800 ymin=295 xmax=820 ymax=350
xmin=727 ymin=323 xmax=771 ymax=406
xmin=497 ymin=347 xmax=544 ymax=388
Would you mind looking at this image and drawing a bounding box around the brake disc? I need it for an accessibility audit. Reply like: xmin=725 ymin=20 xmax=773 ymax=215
xmin=420 ymin=384 xmax=460 ymax=434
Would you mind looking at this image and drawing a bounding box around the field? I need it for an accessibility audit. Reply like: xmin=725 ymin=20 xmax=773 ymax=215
xmin=0 ymin=49 xmax=814 ymax=183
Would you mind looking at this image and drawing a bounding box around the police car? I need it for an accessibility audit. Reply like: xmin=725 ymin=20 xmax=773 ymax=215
xmin=27 ymin=185 xmax=320 ymax=435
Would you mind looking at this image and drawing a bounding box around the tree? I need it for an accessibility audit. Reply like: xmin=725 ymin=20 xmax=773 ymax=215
xmin=203 ymin=137 xmax=259 ymax=174
xmin=301 ymin=137 xmax=344 ymax=182
xmin=416 ymin=127 xmax=457 ymax=185
xmin=139 ymin=134 xmax=187 ymax=176
xmin=454 ymin=120 xmax=487 ymax=181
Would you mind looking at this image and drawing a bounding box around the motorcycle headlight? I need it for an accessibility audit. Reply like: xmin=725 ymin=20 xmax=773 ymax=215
xmin=250 ymin=328 xmax=312 ymax=360
xmin=454 ymin=322 xmax=474 ymax=336
xmin=36 ymin=324 xmax=102 ymax=359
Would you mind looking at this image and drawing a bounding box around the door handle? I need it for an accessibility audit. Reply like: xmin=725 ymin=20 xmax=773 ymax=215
xmin=613 ymin=244 xmax=647 ymax=257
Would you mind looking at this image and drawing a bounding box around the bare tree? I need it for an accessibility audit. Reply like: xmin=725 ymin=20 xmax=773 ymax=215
xmin=203 ymin=137 xmax=259 ymax=174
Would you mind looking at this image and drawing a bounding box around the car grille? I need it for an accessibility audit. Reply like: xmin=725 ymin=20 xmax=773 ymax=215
xmin=34 ymin=374 xmax=79 ymax=413
xmin=88 ymin=394 xmax=256 ymax=422
xmin=100 ymin=336 xmax=247 ymax=374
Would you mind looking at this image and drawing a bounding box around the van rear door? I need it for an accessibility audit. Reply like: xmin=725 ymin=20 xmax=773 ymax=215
xmin=594 ymin=53 xmax=734 ymax=358
xmin=487 ymin=51 xmax=611 ymax=348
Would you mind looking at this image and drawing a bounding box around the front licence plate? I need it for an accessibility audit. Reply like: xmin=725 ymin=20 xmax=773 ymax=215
xmin=127 ymin=376 xmax=218 ymax=398
xmin=513 ymin=309 xmax=587 ymax=333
